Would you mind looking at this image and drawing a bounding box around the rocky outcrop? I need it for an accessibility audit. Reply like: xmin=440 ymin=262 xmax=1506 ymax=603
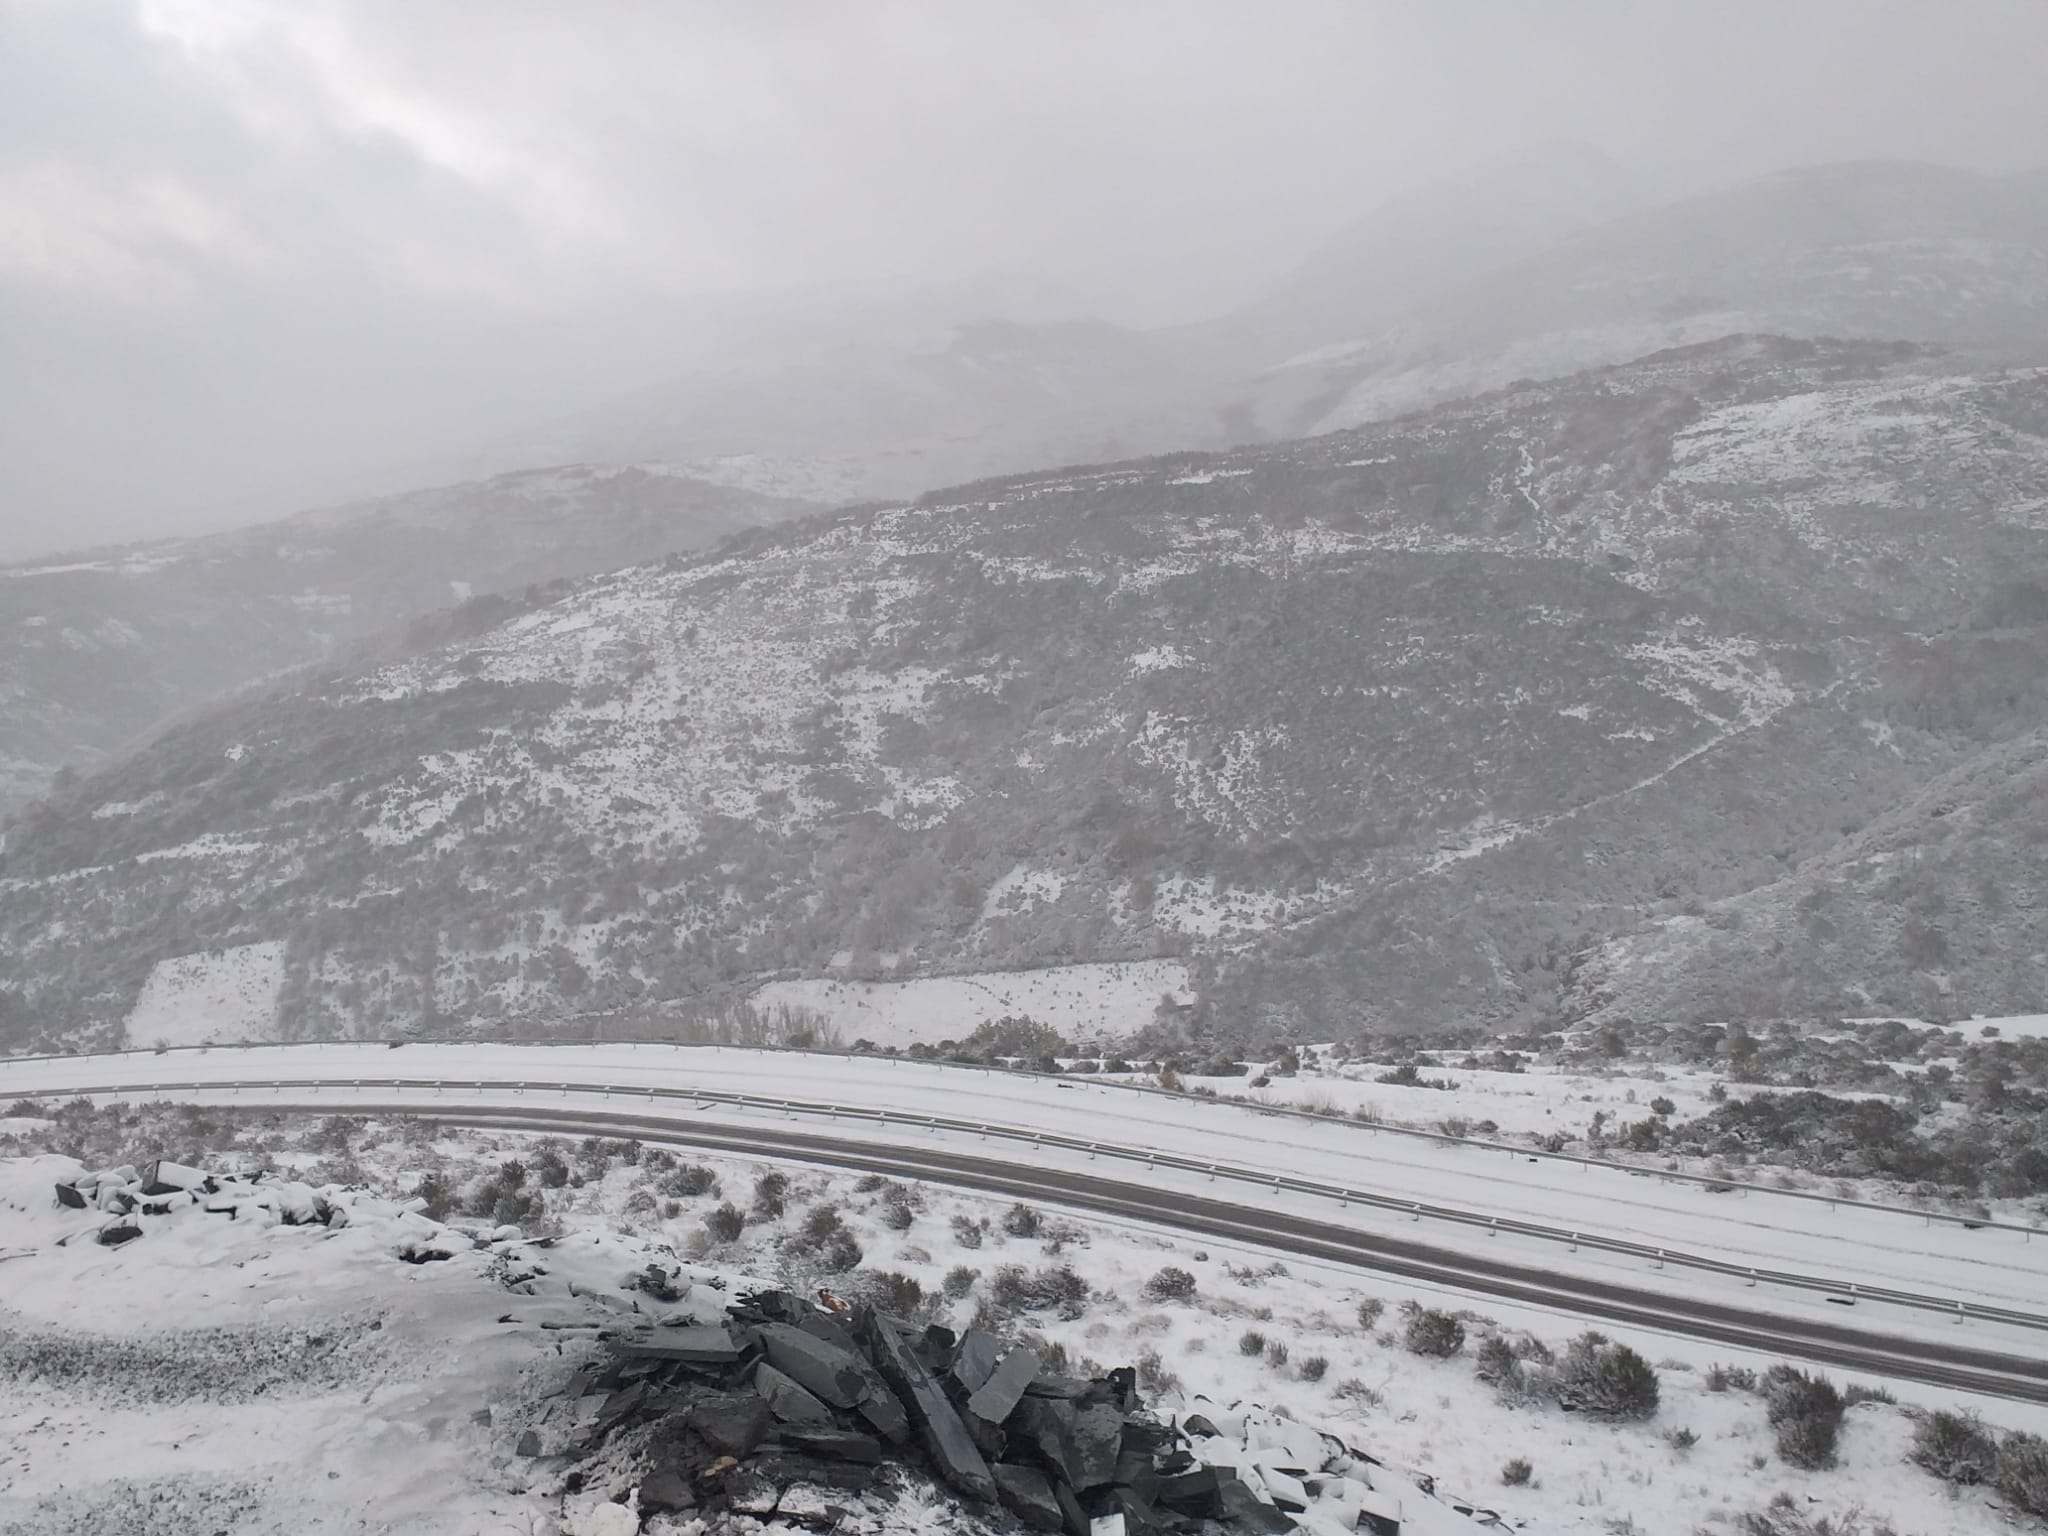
xmin=566 ymin=1288 xmax=1300 ymax=1533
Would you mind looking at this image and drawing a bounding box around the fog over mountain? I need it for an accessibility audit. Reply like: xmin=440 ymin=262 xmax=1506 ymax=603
xmin=6 ymin=1 xmax=2048 ymax=558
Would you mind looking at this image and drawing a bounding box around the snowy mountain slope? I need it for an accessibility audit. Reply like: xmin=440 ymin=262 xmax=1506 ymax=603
xmin=1240 ymin=161 xmax=2048 ymax=440
xmin=0 ymin=465 xmax=820 ymax=817
xmin=4 ymin=338 xmax=2047 ymax=1051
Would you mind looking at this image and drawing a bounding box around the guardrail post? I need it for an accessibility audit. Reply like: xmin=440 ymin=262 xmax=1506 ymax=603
xmin=1653 ymin=1249 xmax=1664 ymax=1269
xmin=1487 ymin=1217 xmax=1495 ymax=1236
xmin=1747 ymin=1269 xmax=1757 ymax=1287
xmin=1956 ymin=1303 xmax=1966 ymax=1325
xmin=1569 ymin=1232 xmax=1578 ymax=1251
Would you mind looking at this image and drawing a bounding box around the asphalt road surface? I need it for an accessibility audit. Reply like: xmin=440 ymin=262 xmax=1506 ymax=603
xmin=215 ymin=1095 xmax=2048 ymax=1404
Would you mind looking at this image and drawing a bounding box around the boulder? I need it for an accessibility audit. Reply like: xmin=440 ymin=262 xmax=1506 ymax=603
xmin=613 ymin=1326 xmax=743 ymax=1367
xmin=777 ymin=1427 xmax=884 ymax=1464
xmin=1070 ymin=1402 xmax=1124 ymax=1491
xmin=637 ymin=1469 xmax=695 ymax=1515
xmin=966 ymin=1345 xmax=1041 ymax=1425
xmin=1054 ymin=1479 xmax=1091 ymax=1536
xmin=1157 ymin=1466 xmax=1227 ymax=1518
xmin=950 ymin=1329 xmax=1003 ymax=1395
xmin=95 ymin=1223 xmax=142 ymax=1248
xmin=1011 ymin=1396 xmax=1077 ymax=1482
xmin=140 ymin=1159 xmax=205 ymax=1196
xmin=54 ymin=1182 xmax=86 ymax=1210
xmin=687 ymin=1392 xmax=773 ymax=1457
xmin=755 ymin=1362 xmax=834 ymax=1425
xmin=569 ymin=1500 xmax=639 ymax=1536
xmin=758 ymin=1324 xmax=868 ymax=1409
xmin=992 ymin=1463 xmax=1065 ymax=1532
xmin=515 ymin=1429 xmax=543 ymax=1458
xmin=860 ymin=1308 xmax=995 ymax=1503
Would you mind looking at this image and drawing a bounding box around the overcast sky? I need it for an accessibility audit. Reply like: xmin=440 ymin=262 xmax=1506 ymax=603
xmin=4 ymin=0 xmax=2047 ymax=559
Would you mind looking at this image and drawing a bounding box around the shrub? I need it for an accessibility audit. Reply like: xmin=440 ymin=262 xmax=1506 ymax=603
xmin=1706 ymin=1363 xmax=1757 ymax=1392
xmin=802 ymin=1204 xmax=847 ymax=1241
xmin=1911 ymin=1409 xmax=1996 ymax=1485
xmin=1474 ymin=1334 xmax=1517 ymax=1385
xmin=988 ymin=1264 xmax=1088 ymax=1318
xmin=753 ymin=1170 xmax=789 ymax=1218
xmin=942 ymin=1265 xmax=979 ymax=1299
xmin=817 ymin=1229 xmax=863 ymax=1273
xmin=859 ymin=1270 xmax=924 ymax=1315
xmin=661 ymin=1163 xmax=719 ymax=1199
xmin=1842 ymin=1382 xmax=1895 ymax=1407
xmin=882 ymin=1199 xmax=915 ymax=1232
xmin=1665 ymin=1426 xmax=1698 ymax=1453
xmin=414 ymin=1171 xmax=455 ymax=1221
xmin=1266 ymin=1341 xmax=1289 ymax=1368
xmin=1142 ymin=1266 xmax=1197 ymax=1303
xmin=1998 ymin=1430 xmax=2048 ymax=1516
xmin=1500 ymin=1457 xmax=1533 ymax=1486
xmin=1298 ymin=1354 xmax=1329 ymax=1382
xmin=1402 ymin=1305 xmax=1466 ymax=1358
xmin=1355 ymin=1297 xmax=1385 ymax=1330
xmin=1553 ymin=1334 xmax=1659 ymax=1420
xmin=950 ymin=1215 xmax=985 ymax=1249
xmin=704 ymin=1201 xmax=746 ymax=1244
xmin=1764 ymin=1366 xmax=1844 ymax=1469
xmin=1002 ymin=1203 xmax=1044 ymax=1238
xmin=1333 ymin=1379 xmax=1382 ymax=1408
xmin=1239 ymin=1330 xmax=1268 ymax=1357
xmin=533 ymin=1148 xmax=572 ymax=1189
xmin=1135 ymin=1347 xmax=1179 ymax=1395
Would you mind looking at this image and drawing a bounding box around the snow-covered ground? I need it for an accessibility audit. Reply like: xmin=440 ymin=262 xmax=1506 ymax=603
xmin=746 ymin=962 xmax=1195 ymax=1049
xmin=124 ymin=941 xmax=287 ymax=1049
xmin=7 ymin=1044 xmax=2045 ymax=1353
xmin=3 ymin=1107 xmax=2041 ymax=1536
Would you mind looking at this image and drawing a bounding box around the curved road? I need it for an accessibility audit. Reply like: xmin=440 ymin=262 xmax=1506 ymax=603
xmin=47 ymin=1080 xmax=2048 ymax=1404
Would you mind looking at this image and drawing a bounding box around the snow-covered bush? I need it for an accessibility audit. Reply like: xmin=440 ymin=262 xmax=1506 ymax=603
xmin=1909 ymin=1409 xmax=1996 ymax=1486
xmin=1140 ymin=1266 xmax=1196 ymax=1303
xmin=1552 ymin=1333 xmax=1660 ymax=1420
xmin=1401 ymin=1304 xmax=1466 ymax=1358
xmin=1354 ymin=1296 xmax=1384 ymax=1330
xmin=942 ymin=1265 xmax=978 ymax=1299
xmin=1765 ymin=1366 xmax=1845 ymax=1469
xmin=703 ymin=1201 xmax=746 ymax=1244
xmin=1500 ymin=1457 xmax=1533 ymax=1486
xmin=1239 ymin=1330 xmax=1267 ymax=1357
xmin=1002 ymin=1202 xmax=1043 ymax=1238
xmin=1997 ymin=1430 xmax=2048 ymax=1516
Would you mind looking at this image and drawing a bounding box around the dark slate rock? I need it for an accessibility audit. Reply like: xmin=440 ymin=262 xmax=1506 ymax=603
xmin=966 ymin=1345 xmax=1041 ymax=1425
xmin=1107 ymin=1485 xmax=1169 ymax=1534
xmin=992 ymin=1463 xmax=1064 ymax=1532
xmin=950 ymin=1329 xmax=1002 ymax=1395
xmin=687 ymin=1392 xmax=773 ymax=1457
xmin=96 ymin=1223 xmax=141 ymax=1248
xmin=515 ymin=1429 xmax=542 ymax=1458
xmin=797 ymin=1312 xmax=862 ymax=1355
xmin=639 ymin=1469 xmax=696 ymax=1514
xmin=54 ymin=1183 xmax=86 ymax=1210
xmin=758 ymin=1323 xmax=868 ymax=1409
xmin=1011 ymin=1396 xmax=1077 ymax=1482
xmin=1216 ymin=1474 xmax=1296 ymax=1534
xmin=612 ymin=1325 xmax=742 ymax=1366
xmin=1157 ymin=1465 xmax=1227 ymax=1517
xmin=1181 ymin=1413 xmax=1220 ymax=1439
xmin=1023 ymin=1372 xmax=1092 ymax=1400
xmin=754 ymin=1362 xmax=833 ymax=1425
xmin=1053 ymin=1478 xmax=1090 ymax=1536
xmin=596 ymin=1380 xmax=649 ymax=1425
xmin=777 ymin=1427 xmax=884 ymax=1464
xmin=1070 ymin=1401 xmax=1123 ymax=1490
xmin=861 ymin=1308 xmax=996 ymax=1503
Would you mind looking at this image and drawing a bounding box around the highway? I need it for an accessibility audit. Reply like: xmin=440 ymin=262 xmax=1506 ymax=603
xmin=8 ymin=1045 xmax=2046 ymax=1402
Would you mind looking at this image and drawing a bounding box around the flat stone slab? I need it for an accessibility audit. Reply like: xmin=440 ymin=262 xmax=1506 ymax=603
xmin=966 ymin=1344 xmax=1041 ymax=1425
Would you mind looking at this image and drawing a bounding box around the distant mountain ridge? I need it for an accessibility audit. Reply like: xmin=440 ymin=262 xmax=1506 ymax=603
xmin=0 ymin=464 xmax=820 ymax=816
xmin=5 ymin=336 xmax=2045 ymax=1054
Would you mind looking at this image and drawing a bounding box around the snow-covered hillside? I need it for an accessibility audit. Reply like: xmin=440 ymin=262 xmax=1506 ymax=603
xmin=5 ymin=339 xmax=2048 ymax=1051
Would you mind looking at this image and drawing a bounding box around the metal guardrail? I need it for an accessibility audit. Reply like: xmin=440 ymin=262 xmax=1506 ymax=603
xmin=35 ymin=1066 xmax=2048 ymax=1336
xmin=8 ymin=1036 xmax=2043 ymax=1240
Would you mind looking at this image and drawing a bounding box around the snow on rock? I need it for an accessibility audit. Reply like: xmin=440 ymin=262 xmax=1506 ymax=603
xmin=124 ymin=940 xmax=286 ymax=1049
